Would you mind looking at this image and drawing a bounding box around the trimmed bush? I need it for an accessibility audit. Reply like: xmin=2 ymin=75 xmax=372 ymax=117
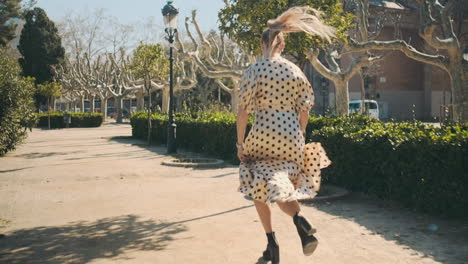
xmin=131 ymin=111 xmax=468 ymax=218
xmin=36 ymin=112 xmax=104 ymax=128
xmin=130 ymin=111 xmax=243 ymax=161
xmin=311 ymin=119 xmax=468 ymax=218
xmin=0 ymin=48 xmax=37 ymax=156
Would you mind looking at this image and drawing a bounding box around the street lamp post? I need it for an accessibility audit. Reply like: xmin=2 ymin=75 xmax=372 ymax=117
xmin=146 ymin=76 xmax=152 ymax=145
xmin=162 ymin=0 xmax=179 ymax=154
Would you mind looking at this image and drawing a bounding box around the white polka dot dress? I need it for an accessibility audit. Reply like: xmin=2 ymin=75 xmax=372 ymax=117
xmin=238 ymin=56 xmax=331 ymax=203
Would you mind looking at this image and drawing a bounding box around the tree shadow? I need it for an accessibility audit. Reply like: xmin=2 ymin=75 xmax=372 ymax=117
xmin=107 ymin=136 xmax=199 ymax=158
xmin=106 ymin=136 xmax=239 ymax=167
xmin=210 ymin=172 xmax=238 ymax=178
xmin=304 ymin=193 xmax=468 ymax=264
xmin=0 ymin=215 xmax=187 ymax=264
xmin=104 ymin=121 xmax=131 ymax=125
xmin=0 ymin=167 xmax=33 ymax=174
xmin=11 ymin=151 xmax=85 ymax=159
xmin=62 ymin=149 xmax=150 ymax=161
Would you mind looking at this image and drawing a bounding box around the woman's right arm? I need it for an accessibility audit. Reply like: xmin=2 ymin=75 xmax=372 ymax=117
xmin=236 ymin=65 xmax=256 ymax=162
xmin=236 ymin=106 xmax=249 ymax=162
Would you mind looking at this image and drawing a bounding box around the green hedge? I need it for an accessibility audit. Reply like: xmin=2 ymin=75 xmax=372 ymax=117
xmin=0 ymin=48 xmax=37 ymax=156
xmin=36 ymin=112 xmax=104 ymax=128
xmin=131 ymin=111 xmax=243 ymax=161
xmin=310 ymin=120 xmax=467 ymax=218
xmin=131 ymin=111 xmax=468 ymax=218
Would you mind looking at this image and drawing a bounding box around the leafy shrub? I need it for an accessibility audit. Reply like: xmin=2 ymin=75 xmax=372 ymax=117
xmin=0 ymin=48 xmax=37 ymax=156
xmin=36 ymin=112 xmax=104 ymax=128
xmin=310 ymin=117 xmax=468 ymax=218
xmin=131 ymin=111 xmax=468 ymax=218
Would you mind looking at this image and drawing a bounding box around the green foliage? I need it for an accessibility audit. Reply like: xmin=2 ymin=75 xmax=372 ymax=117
xmin=35 ymin=112 xmax=104 ymax=128
xmin=131 ymin=111 xmax=240 ymax=161
xmin=0 ymin=0 xmax=21 ymax=46
xmin=18 ymin=7 xmax=64 ymax=84
xmin=0 ymin=47 xmax=37 ymax=156
xmin=218 ymin=0 xmax=353 ymax=64
xmin=131 ymin=111 xmax=468 ymax=218
xmin=37 ymin=81 xmax=62 ymax=98
xmin=129 ymin=43 xmax=168 ymax=83
xmin=309 ymin=116 xmax=468 ymax=218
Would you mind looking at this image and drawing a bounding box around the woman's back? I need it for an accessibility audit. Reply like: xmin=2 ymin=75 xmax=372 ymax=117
xmin=239 ymin=56 xmax=314 ymax=114
xmin=239 ymin=56 xmax=314 ymax=181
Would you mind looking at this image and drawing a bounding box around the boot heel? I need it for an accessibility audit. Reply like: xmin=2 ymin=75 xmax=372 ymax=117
xmin=269 ymin=244 xmax=279 ymax=263
xmin=262 ymin=249 xmax=271 ymax=261
xmin=302 ymin=235 xmax=318 ymax=256
xmin=263 ymin=232 xmax=280 ymax=263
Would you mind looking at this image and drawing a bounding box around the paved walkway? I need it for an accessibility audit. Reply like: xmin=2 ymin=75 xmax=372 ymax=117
xmin=0 ymin=123 xmax=467 ymax=264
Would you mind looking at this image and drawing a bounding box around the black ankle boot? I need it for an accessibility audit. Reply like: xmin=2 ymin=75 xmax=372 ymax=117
xmin=293 ymin=212 xmax=318 ymax=256
xmin=262 ymin=232 xmax=280 ymax=263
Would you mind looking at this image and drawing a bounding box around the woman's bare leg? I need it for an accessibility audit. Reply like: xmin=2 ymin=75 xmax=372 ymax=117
xmin=276 ymin=200 xmax=301 ymax=217
xmin=254 ymin=200 xmax=273 ymax=233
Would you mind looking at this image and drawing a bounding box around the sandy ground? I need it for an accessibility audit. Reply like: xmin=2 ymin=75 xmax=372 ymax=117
xmin=0 ymin=122 xmax=467 ymax=264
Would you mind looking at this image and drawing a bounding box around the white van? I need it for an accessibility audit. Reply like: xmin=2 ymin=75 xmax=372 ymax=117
xmin=349 ymin=100 xmax=379 ymax=119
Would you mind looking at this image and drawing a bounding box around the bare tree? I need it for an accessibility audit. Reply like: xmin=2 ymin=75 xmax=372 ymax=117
xmin=307 ymin=48 xmax=381 ymax=115
xmin=184 ymin=10 xmax=252 ymax=113
xmin=304 ymin=0 xmax=391 ymax=116
xmin=58 ymin=9 xmax=107 ymax=58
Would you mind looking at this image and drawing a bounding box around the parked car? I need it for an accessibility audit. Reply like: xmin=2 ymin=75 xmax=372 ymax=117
xmin=349 ymin=100 xmax=379 ymax=119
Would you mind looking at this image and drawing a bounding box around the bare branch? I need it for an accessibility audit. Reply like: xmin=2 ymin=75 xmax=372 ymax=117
xmin=306 ymin=49 xmax=341 ymax=80
xmin=214 ymin=79 xmax=233 ymax=93
xmin=343 ymin=54 xmax=373 ymax=81
xmin=347 ymin=38 xmax=449 ymax=72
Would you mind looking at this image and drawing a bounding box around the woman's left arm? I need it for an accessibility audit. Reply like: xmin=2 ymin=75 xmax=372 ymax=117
xmin=299 ymin=108 xmax=309 ymax=135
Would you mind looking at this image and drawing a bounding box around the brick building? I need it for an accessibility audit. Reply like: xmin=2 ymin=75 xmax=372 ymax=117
xmin=306 ymin=0 xmax=468 ymax=121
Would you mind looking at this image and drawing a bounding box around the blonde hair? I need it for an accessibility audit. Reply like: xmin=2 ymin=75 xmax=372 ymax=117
xmin=262 ymin=6 xmax=336 ymax=57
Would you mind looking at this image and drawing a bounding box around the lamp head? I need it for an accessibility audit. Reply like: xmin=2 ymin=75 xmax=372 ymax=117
xmin=162 ymin=0 xmax=179 ymax=30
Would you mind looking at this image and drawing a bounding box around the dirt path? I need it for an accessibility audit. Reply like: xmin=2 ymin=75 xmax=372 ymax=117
xmin=0 ymin=123 xmax=467 ymax=264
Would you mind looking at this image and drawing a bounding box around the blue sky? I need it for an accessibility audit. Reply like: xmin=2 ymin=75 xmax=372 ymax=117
xmin=36 ymin=0 xmax=226 ymax=33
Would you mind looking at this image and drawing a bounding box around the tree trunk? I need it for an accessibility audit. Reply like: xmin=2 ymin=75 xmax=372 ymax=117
xmin=231 ymin=82 xmax=239 ymax=113
xmin=47 ymin=97 xmax=51 ymax=129
xmin=52 ymin=97 xmax=56 ymax=111
xmin=102 ymin=97 xmax=108 ymax=120
xmin=449 ymin=64 xmax=468 ymax=122
xmin=359 ymin=71 xmax=366 ymax=114
xmin=80 ymin=96 xmax=85 ymax=112
xmin=137 ymin=88 xmax=145 ymax=111
xmin=147 ymin=91 xmax=152 ymax=145
xmin=90 ymin=96 xmax=95 ymax=113
xmin=115 ymin=96 xmax=123 ymax=123
xmin=162 ymin=88 xmax=169 ymax=114
xmin=335 ymin=79 xmax=350 ymax=116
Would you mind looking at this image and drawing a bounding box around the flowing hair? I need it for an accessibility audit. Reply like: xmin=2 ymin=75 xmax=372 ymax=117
xmin=262 ymin=6 xmax=336 ymax=57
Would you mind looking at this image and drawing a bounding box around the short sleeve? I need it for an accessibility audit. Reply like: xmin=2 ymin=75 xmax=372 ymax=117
xmin=296 ymin=73 xmax=314 ymax=112
xmin=238 ymin=66 xmax=257 ymax=114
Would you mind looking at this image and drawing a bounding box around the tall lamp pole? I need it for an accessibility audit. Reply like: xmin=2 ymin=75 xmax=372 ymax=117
xmin=162 ymin=0 xmax=179 ymax=154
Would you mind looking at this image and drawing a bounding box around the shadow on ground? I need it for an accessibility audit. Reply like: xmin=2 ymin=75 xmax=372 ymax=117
xmin=304 ymin=193 xmax=468 ymax=264
xmin=11 ymin=151 xmax=85 ymax=159
xmin=0 ymin=167 xmax=33 ymax=174
xmin=107 ymin=136 xmax=232 ymax=165
xmin=0 ymin=215 xmax=187 ymax=264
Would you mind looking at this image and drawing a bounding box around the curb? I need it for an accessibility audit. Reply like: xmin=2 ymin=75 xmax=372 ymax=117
xmin=161 ymin=158 xmax=225 ymax=168
xmin=300 ymin=185 xmax=350 ymax=203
